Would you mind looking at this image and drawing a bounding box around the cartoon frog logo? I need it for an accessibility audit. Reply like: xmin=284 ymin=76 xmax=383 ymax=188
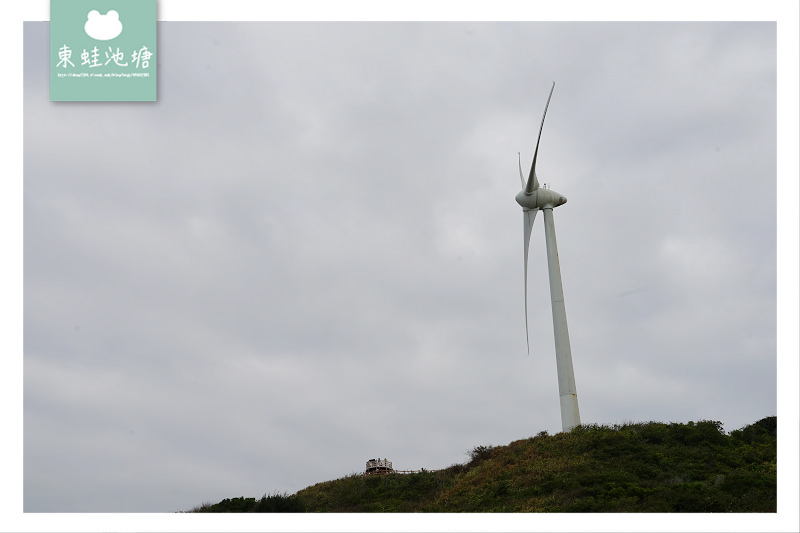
xmin=84 ymin=9 xmax=123 ymax=41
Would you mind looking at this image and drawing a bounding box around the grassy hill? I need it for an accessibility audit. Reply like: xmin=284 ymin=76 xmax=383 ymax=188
xmin=187 ymin=416 xmax=776 ymax=513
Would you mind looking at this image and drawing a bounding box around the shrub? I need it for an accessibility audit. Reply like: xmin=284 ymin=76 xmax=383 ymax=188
xmin=251 ymin=492 xmax=305 ymax=512
xmin=731 ymin=416 xmax=777 ymax=444
xmin=467 ymin=445 xmax=495 ymax=464
xmin=194 ymin=497 xmax=256 ymax=513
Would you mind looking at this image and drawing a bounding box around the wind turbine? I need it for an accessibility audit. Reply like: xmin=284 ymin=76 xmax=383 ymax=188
xmin=515 ymin=82 xmax=581 ymax=432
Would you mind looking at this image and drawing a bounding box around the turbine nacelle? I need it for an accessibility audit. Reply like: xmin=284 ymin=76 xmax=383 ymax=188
xmin=515 ymin=188 xmax=567 ymax=211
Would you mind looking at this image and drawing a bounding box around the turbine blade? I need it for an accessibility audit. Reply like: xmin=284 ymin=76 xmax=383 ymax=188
xmin=525 ymin=82 xmax=555 ymax=194
xmin=523 ymin=208 xmax=538 ymax=354
xmin=518 ymin=152 xmax=525 ymax=188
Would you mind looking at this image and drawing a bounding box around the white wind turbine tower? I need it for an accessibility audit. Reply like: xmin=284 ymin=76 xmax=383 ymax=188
xmin=515 ymin=82 xmax=581 ymax=432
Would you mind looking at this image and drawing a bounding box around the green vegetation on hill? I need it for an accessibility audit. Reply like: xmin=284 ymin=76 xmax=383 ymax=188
xmin=186 ymin=417 xmax=776 ymax=513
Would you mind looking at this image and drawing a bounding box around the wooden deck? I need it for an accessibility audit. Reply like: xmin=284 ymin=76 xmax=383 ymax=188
xmin=364 ymin=459 xmax=437 ymax=476
xmin=363 ymin=459 xmax=436 ymax=476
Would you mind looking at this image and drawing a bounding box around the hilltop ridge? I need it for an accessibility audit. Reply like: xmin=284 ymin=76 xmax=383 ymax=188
xmin=187 ymin=416 xmax=776 ymax=513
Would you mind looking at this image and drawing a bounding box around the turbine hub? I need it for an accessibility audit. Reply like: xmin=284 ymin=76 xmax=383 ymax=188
xmin=515 ymin=189 xmax=537 ymax=210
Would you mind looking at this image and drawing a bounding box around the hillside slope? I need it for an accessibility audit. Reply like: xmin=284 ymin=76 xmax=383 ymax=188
xmin=189 ymin=417 xmax=777 ymax=513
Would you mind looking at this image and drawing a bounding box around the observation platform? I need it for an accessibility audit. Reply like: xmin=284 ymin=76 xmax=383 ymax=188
xmin=364 ymin=458 xmax=435 ymax=476
xmin=365 ymin=458 xmax=393 ymax=475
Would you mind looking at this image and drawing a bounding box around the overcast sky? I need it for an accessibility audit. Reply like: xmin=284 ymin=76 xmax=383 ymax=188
xmin=13 ymin=5 xmax=800 ymax=532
